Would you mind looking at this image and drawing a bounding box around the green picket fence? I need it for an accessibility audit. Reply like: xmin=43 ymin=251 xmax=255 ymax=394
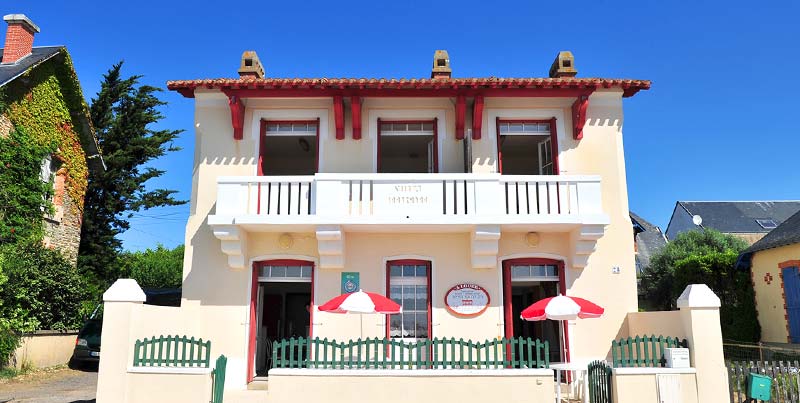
xmin=588 ymin=360 xmax=613 ymax=403
xmin=271 ymin=336 xmax=550 ymax=370
xmin=611 ymin=335 xmax=688 ymax=368
xmin=211 ymin=354 xmax=227 ymax=403
xmin=133 ymin=335 xmax=211 ymax=367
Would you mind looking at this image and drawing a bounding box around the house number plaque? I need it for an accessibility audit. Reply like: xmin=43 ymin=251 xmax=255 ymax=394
xmin=445 ymin=283 xmax=490 ymax=317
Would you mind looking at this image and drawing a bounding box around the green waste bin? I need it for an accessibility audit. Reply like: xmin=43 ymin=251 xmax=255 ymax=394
xmin=746 ymin=372 xmax=772 ymax=401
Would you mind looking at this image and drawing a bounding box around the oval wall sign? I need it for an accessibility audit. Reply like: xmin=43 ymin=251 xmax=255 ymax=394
xmin=445 ymin=284 xmax=490 ymax=317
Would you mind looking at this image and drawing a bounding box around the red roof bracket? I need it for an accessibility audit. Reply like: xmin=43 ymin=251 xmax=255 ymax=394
xmin=472 ymin=95 xmax=484 ymax=140
xmin=228 ymin=95 xmax=245 ymax=140
xmin=333 ymin=95 xmax=344 ymax=140
xmin=351 ymin=96 xmax=362 ymax=140
xmin=571 ymin=94 xmax=589 ymax=140
xmin=455 ymin=95 xmax=466 ymax=140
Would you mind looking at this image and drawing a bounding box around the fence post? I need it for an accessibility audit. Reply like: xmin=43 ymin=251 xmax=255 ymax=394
xmin=677 ymin=284 xmax=729 ymax=403
xmin=96 ymin=279 xmax=146 ymax=402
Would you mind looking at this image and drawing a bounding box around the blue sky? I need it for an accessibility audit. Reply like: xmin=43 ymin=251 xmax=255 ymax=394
xmin=5 ymin=1 xmax=799 ymax=250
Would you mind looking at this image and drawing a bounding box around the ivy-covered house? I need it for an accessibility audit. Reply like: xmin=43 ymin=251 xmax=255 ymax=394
xmin=0 ymin=14 xmax=101 ymax=263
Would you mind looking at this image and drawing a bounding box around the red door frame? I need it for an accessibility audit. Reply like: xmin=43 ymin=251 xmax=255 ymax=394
xmin=502 ymin=258 xmax=569 ymax=363
xmin=248 ymin=259 xmax=315 ymax=382
xmin=376 ymin=119 xmax=439 ymax=173
xmin=258 ymin=118 xmax=321 ymax=176
xmin=384 ymin=259 xmax=433 ymax=341
xmin=495 ymin=118 xmax=560 ymax=175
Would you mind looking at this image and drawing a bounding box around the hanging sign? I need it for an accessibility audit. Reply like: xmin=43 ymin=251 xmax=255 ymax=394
xmin=341 ymin=272 xmax=360 ymax=294
xmin=445 ymin=283 xmax=490 ymax=317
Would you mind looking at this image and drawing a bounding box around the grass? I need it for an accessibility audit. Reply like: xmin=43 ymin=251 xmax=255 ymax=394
xmin=0 ymin=367 xmax=20 ymax=379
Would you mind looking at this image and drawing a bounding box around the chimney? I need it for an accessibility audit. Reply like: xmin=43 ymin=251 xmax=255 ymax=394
xmin=431 ymin=50 xmax=451 ymax=79
xmin=238 ymin=50 xmax=264 ymax=79
xmin=2 ymin=14 xmax=40 ymax=65
xmin=549 ymin=51 xmax=577 ymax=78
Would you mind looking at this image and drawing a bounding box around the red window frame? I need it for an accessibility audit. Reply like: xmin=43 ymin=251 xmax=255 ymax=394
xmin=502 ymin=257 xmax=569 ymax=363
xmin=258 ymin=119 xmax=321 ymax=176
xmin=248 ymin=259 xmax=315 ymax=383
xmin=384 ymin=259 xmax=433 ymax=340
xmin=495 ymin=118 xmax=559 ymax=175
xmin=376 ymin=119 xmax=439 ymax=173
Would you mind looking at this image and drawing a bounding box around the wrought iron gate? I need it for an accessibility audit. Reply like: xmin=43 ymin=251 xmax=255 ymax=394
xmin=588 ymin=360 xmax=613 ymax=403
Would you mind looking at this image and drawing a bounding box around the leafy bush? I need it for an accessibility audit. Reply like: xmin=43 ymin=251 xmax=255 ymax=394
xmin=118 ymin=244 xmax=184 ymax=289
xmin=639 ymin=229 xmax=758 ymax=341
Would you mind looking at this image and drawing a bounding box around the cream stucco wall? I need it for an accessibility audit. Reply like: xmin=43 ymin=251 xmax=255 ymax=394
xmin=751 ymin=244 xmax=800 ymax=343
xmin=176 ymin=89 xmax=638 ymax=388
xmin=612 ymin=371 xmax=699 ymax=403
xmin=12 ymin=331 xmax=78 ymax=370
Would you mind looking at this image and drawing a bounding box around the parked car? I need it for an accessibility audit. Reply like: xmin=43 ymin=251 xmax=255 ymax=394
xmin=70 ymin=288 xmax=181 ymax=368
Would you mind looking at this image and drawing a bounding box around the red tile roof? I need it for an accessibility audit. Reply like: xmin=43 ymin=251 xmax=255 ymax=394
xmin=167 ymin=77 xmax=650 ymax=98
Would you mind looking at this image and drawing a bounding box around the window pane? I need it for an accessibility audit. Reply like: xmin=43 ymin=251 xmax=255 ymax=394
xmin=266 ymin=124 xmax=279 ymax=132
xmin=390 ymin=316 xmax=402 ymax=337
xmin=278 ymin=124 xmax=292 ymax=131
xmin=540 ymin=123 xmax=550 ymax=132
xmin=415 ymin=285 xmax=427 ymax=311
xmin=286 ymin=265 xmax=301 ymax=277
xmin=393 ymin=123 xmax=406 ymax=131
xmin=407 ymin=123 xmax=422 ymax=131
xmin=403 ymin=315 xmax=415 ymax=337
xmin=390 ymin=286 xmax=402 ymax=304
xmin=422 ymin=123 xmax=433 ymax=131
xmin=307 ymin=124 xmax=318 ymax=132
xmin=300 ymin=266 xmax=312 ymax=278
xmin=511 ymin=265 xmax=530 ymax=278
xmin=509 ymin=123 xmax=523 ymax=132
xmin=271 ymin=266 xmax=286 ymax=277
xmin=499 ymin=123 xmax=509 ymax=133
xmin=416 ymin=313 xmax=428 ymax=338
xmin=415 ymin=265 xmax=427 ymax=277
xmin=380 ymin=123 xmax=392 ymax=132
xmin=403 ymin=265 xmax=416 ymax=277
xmin=390 ymin=265 xmax=402 ymax=277
xmin=402 ymin=287 xmax=415 ymax=310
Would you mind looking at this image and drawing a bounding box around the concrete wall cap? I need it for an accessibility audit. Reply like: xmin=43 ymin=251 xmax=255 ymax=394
xmin=103 ymin=279 xmax=146 ymax=303
xmin=3 ymin=14 xmax=41 ymax=33
xmin=676 ymin=283 xmax=721 ymax=309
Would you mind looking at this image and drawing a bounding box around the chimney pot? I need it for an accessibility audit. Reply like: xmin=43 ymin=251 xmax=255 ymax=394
xmin=2 ymin=14 xmax=40 ymax=65
xmin=238 ymin=50 xmax=264 ymax=79
xmin=549 ymin=51 xmax=577 ymax=78
xmin=431 ymin=50 xmax=451 ymax=79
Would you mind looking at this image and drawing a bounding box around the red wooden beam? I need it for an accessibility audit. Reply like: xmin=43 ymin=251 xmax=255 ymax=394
xmin=351 ymin=96 xmax=362 ymax=140
xmin=220 ymin=87 xmax=594 ymax=99
xmin=455 ymin=95 xmax=466 ymax=140
xmin=333 ymin=95 xmax=344 ymax=140
xmin=571 ymin=95 xmax=589 ymax=140
xmin=228 ymin=95 xmax=245 ymax=140
xmin=472 ymin=95 xmax=484 ymax=140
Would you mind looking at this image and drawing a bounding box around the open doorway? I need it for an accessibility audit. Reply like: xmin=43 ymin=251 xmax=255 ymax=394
xmin=497 ymin=120 xmax=558 ymax=175
xmin=259 ymin=120 xmax=319 ymax=176
xmin=378 ymin=120 xmax=438 ymax=173
xmin=503 ymin=259 xmax=565 ymax=363
xmin=251 ymin=261 xmax=313 ymax=379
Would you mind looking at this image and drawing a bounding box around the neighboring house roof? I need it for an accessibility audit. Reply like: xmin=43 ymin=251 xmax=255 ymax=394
xmin=667 ymin=201 xmax=800 ymax=235
xmin=167 ymin=77 xmax=651 ymax=98
xmin=0 ymin=46 xmax=103 ymax=170
xmin=745 ymin=209 xmax=800 ymax=254
xmin=0 ymin=45 xmax=62 ymax=86
xmin=631 ymin=211 xmax=667 ymax=270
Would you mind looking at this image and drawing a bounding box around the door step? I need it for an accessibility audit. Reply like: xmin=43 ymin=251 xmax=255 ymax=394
xmin=247 ymin=378 xmax=269 ymax=391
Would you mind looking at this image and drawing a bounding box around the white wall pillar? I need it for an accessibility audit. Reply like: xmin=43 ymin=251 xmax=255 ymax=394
xmin=677 ymin=284 xmax=729 ymax=403
xmin=95 ymin=279 xmax=145 ymax=403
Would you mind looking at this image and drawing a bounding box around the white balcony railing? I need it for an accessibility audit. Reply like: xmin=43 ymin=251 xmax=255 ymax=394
xmin=214 ymin=173 xmax=604 ymax=225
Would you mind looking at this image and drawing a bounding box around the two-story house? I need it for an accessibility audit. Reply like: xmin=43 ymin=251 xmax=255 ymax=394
xmin=166 ymin=49 xmax=650 ymax=387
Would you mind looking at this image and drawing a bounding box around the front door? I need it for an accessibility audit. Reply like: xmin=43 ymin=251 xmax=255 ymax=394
xmin=782 ymin=266 xmax=800 ymax=343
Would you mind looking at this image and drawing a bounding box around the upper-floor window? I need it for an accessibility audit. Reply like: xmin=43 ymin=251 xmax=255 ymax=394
xmin=259 ymin=119 xmax=319 ymax=176
xmin=378 ymin=119 xmax=438 ymax=174
xmin=497 ymin=119 xmax=558 ymax=175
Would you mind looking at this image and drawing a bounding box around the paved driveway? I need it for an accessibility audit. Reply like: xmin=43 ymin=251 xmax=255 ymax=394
xmin=0 ymin=366 xmax=96 ymax=403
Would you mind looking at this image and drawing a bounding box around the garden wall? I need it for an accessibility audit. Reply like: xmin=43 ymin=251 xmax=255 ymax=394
xmin=11 ymin=330 xmax=78 ymax=370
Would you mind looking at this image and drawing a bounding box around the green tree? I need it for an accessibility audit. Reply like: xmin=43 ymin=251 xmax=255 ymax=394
xmin=119 ymin=244 xmax=184 ymax=289
xmin=639 ymin=229 xmax=758 ymax=341
xmin=78 ymin=62 xmax=185 ymax=286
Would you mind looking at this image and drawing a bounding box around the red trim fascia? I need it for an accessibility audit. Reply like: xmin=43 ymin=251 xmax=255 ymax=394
xmin=502 ymin=262 xmax=513 ymax=339
xmin=378 ymin=120 xmax=436 ymax=124
xmin=497 ymin=119 xmax=553 ymax=124
xmin=550 ymin=117 xmax=560 ymax=175
xmin=218 ymin=88 xmax=596 ymax=99
xmin=228 ymin=95 xmax=245 ymax=140
xmin=376 ymin=118 xmax=382 ymax=172
xmin=455 ymin=95 xmax=466 ymax=140
xmin=247 ymin=263 xmax=259 ymax=383
xmin=385 ymin=259 xmax=433 ymax=340
xmin=315 ymin=118 xmax=321 ymax=172
xmin=433 ymin=117 xmax=439 ymax=173
xmin=260 ymin=119 xmax=319 ymax=125
xmin=472 ymin=95 xmax=484 ymax=140
xmin=571 ymin=95 xmax=589 ymax=140
xmin=778 ymin=260 xmax=800 ymax=269
xmin=495 ymin=117 xmax=502 ymax=174
xmin=351 ymin=96 xmax=362 ymax=140
xmin=257 ymin=120 xmax=267 ymax=176
xmin=333 ymin=95 xmax=344 ymax=140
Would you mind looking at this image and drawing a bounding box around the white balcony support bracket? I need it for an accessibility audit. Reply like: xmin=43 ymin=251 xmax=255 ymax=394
xmin=571 ymin=224 xmax=605 ymax=269
xmin=316 ymin=225 xmax=345 ymax=269
xmin=212 ymin=225 xmax=247 ymax=270
xmin=472 ymin=225 xmax=501 ymax=269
